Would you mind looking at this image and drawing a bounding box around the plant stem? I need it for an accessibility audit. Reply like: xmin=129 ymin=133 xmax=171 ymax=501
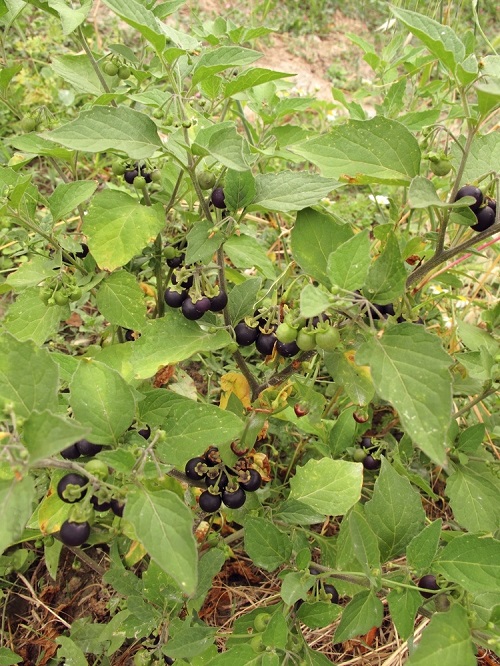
xmin=77 ymin=27 xmax=116 ymax=105
xmin=256 ymin=350 xmax=317 ymax=395
xmin=452 ymin=385 xmax=496 ymax=419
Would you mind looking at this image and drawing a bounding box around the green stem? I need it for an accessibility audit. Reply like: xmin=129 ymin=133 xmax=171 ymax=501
xmin=452 ymin=385 xmax=496 ymax=419
xmin=77 ymin=27 xmax=116 ymax=105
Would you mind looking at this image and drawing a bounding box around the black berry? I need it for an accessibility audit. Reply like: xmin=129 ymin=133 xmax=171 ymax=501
xmin=164 ymin=288 xmax=187 ymax=308
xmin=222 ymin=486 xmax=247 ymax=509
xmin=255 ymin=332 xmax=277 ymax=356
xmin=362 ymin=454 xmax=381 ymax=470
xmin=206 ymin=469 xmax=229 ymax=490
xmin=199 ymin=491 xmax=222 ymax=513
xmin=182 ymin=296 xmax=205 ymax=320
xmin=60 ymin=444 xmax=80 ymax=460
xmin=276 ymin=339 xmax=300 ymax=358
xmin=76 ymin=439 xmax=103 ymax=456
xmin=239 ymin=468 xmax=261 ymax=492
xmin=235 ymin=321 xmax=259 ymax=346
xmin=124 ymin=169 xmax=138 ymax=184
xmin=193 ymin=296 xmax=212 ymax=313
xmin=91 ymin=496 xmax=111 ymax=512
xmin=471 ymin=205 xmax=495 ymax=232
xmin=185 ymin=457 xmax=206 ymax=481
xmin=59 ymin=520 xmax=91 ymax=546
xmin=209 ymin=291 xmax=228 ymax=312
xmin=110 ymin=498 xmax=125 ymax=517
xmin=454 ymin=185 xmax=483 ymax=212
xmin=418 ymin=574 xmax=440 ymax=598
xmin=138 ymin=425 xmax=151 ymax=439
xmin=323 ymin=583 xmax=339 ymax=604
xmin=57 ymin=473 xmax=87 ymax=504
xmin=211 ymin=187 xmax=226 ymax=209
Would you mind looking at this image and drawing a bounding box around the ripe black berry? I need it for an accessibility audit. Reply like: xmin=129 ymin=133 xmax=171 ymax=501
xmin=234 ymin=321 xmax=259 ymax=346
xmin=471 ymin=205 xmax=495 ymax=232
xmin=61 ymin=444 xmax=80 ymax=460
xmin=487 ymin=198 xmax=496 ymax=214
xmin=138 ymin=425 xmax=151 ymax=439
xmin=209 ymin=290 xmax=228 ymax=312
xmin=211 ymin=187 xmax=226 ymax=209
xmin=182 ymin=296 xmax=205 ymax=320
xmin=91 ymin=496 xmax=111 ymax=512
xmin=239 ymin=468 xmax=261 ymax=492
xmin=76 ymin=440 xmax=103 ymax=456
xmin=199 ymin=490 xmax=222 ymax=513
xmin=140 ymin=166 xmax=152 ymax=183
xmin=222 ymin=486 xmax=247 ymax=509
xmin=60 ymin=520 xmax=91 ymax=546
xmin=276 ymin=339 xmax=300 ymax=358
xmin=206 ymin=470 xmax=229 ymax=490
xmin=185 ymin=457 xmax=206 ymax=480
xmin=323 ymin=583 xmax=339 ymax=604
xmin=164 ymin=288 xmax=187 ymax=308
xmin=57 ymin=473 xmax=87 ymax=504
xmin=256 ymin=332 xmax=277 ymax=356
xmin=75 ymin=243 xmax=89 ymax=259
xmin=110 ymin=498 xmax=125 ymax=517
xmin=124 ymin=168 xmax=138 ymax=184
xmin=418 ymin=574 xmax=439 ymax=598
xmin=362 ymin=454 xmax=381 ymax=471
xmin=171 ymin=272 xmax=194 ymax=289
xmin=193 ymin=296 xmax=212 ymax=313
xmin=454 ymin=184 xmax=483 ymax=212
xmin=124 ymin=328 xmax=139 ymax=341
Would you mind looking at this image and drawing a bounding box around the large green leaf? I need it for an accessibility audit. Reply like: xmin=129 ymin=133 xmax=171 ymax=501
xmin=407 ymin=605 xmax=475 ymax=666
xmin=0 ymin=477 xmax=35 ymax=555
xmin=95 ymin=271 xmax=147 ymax=331
xmin=451 ymin=131 xmax=500 ymax=186
xmin=224 ymin=68 xmax=294 ymax=97
xmin=390 ymin=6 xmax=465 ymax=76
xmin=290 ymin=208 xmax=353 ymax=286
xmin=333 ymin=590 xmax=384 ymax=643
xmin=434 ymin=535 xmax=500 ymax=593
xmin=406 ymin=519 xmax=442 ymax=572
xmin=356 ymin=324 xmax=453 ymax=465
xmin=69 ymin=359 xmax=136 ymax=444
xmin=244 ymin=517 xmax=292 ymax=571
xmin=192 ymin=46 xmax=262 ymax=86
xmin=290 ymin=117 xmax=420 ymax=185
xmin=327 ymin=229 xmax=371 ymax=291
xmin=83 ymin=191 xmax=165 ymax=272
xmin=364 ymin=231 xmax=407 ymax=303
xmin=386 ymin=588 xmax=422 ymax=641
xmin=51 ymin=54 xmax=112 ymax=95
xmin=47 ymin=0 xmax=92 ymax=34
xmin=224 ymin=169 xmax=256 ymax=210
xmin=6 ymin=255 xmax=59 ymax=290
xmin=289 ymin=458 xmax=363 ymax=516
xmin=42 ymin=106 xmax=162 ymax=159
xmin=101 ymin=0 xmax=167 ymax=52
xmin=364 ymin=458 xmax=426 ymax=560
xmin=228 ymin=277 xmax=262 ymax=325
xmin=250 ymin=172 xmax=338 ymax=212
xmin=0 ymin=334 xmax=59 ymax=417
xmin=130 ymin=312 xmax=232 ymax=379
xmin=408 ymin=176 xmax=476 ymax=209
xmin=348 ymin=507 xmax=381 ymax=578
xmin=323 ymin=351 xmax=375 ymax=406
xmin=48 ymin=180 xmax=97 ymax=222
xmin=125 ymin=487 xmax=198 ymax=596
xmin=4 ymin=288 xmax=68 ymax=345
xmin=446 ymin=463 xmax=500 ymax=534
xmin=192 ymin=122 xmax=251 ymax=172
xmin=224 ymin=234 xmax=276 ymax=280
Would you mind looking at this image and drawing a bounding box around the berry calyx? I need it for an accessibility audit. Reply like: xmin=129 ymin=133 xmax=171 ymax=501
xmin=234 ymin=321 xmax=259 ymax=346
xmin=222 ymin=486 xmax=246 ymax=509
xmin=57 ymin=473 xmax=87 ymax=504
xmin=294 ymin=404 xmax=309 ymax=418
xmin=199 ymin=490 xmax=222 ymax=513
xmin=59 ymin=520 xmax=91 ymax=546
xmin=454 ymin=185 xmax=483 ymax=212
xmin=211 ymin=187 xmax=226 ymax=209
xmin=84 ymin=459 xmax=108 ymax=481
xmin=418 ymin=574 xmax=440 ymax=598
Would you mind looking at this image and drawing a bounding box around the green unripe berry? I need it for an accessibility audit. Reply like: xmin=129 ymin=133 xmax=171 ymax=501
xmin=152 ymin=108 xmax=164 ymax=119
xmin=151 ymin=169 xmax=161 ymax=183
xmin=39 ymin=287 xmax=52 ymax=304
xmin=103 ymin=61 xmax=118 ymax=76
xmin=315 ymin=327 xmax=340 ymax=352
xmin=182 ymin=119 xmax=192 ymax=128
xmin=197 ymin=170 xmax=217 ymax=190
xmin=429 ymin=159 xmax=452 ymax=177
xmin=133 ymin=175 xmax=147 ymax=189
xmin=68 ymin=286 xmax=83 ymax=302
xmin=117 ymin=65 xmax=131 ymax=80
xmin=112 ymin=161 xmax=127 ymax=176
xmin=276 ymin=322 xmax=298 ymax=344
xmin=253 ymin=612 xmax=271 ymax=632
xmin=353 ymin=448 xmax=366 ymax=463
xmin=54 ymin=290 xmax=70 ymax=306
xmin=84 ymin=459 xmax=108 ymax=481
xmin=250 ymin=635 xmax=265 ymax=653
xmin=20 ymin=117 xmax=37 ymax=132
xmin=296 ymin=328 xmax=317 ymax=351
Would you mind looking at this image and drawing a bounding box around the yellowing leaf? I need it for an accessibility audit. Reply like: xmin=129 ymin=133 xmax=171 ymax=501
xmin=220 ymin=372 xmax=251 ymax=409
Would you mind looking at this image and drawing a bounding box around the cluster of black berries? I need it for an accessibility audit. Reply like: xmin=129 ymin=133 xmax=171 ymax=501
xmin=184 ymin=446 xmax=264 ymax=513
xmin=123 ymin=162 xmax=155 ymax=185
xmin=164 ymin=242 xmax=228 ymax=320
xmin=234 ymin=314 xmax=301 ymax=358
xmin=454 ymin=185 xmax=496 ymax=232
xmin=295 ymin=566 xmax=340 ymax=611
xmin=352 ymin=436 xmax=381 ymax=470
xmin=57 ymin=439 xmax=125 ymax=546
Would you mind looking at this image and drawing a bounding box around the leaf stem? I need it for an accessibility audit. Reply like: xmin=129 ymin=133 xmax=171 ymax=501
xmin=76 ymin=27 xmax=116 ymax=106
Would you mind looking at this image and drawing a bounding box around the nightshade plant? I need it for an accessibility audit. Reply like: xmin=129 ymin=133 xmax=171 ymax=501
xmin=0 ymin=1 xmax=499 ymax=665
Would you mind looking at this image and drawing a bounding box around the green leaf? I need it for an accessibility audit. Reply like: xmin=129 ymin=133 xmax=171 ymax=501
xmin=450 ymin=132 xmax=500 ymax=185
xmin=434 ymin=535 xmax=500 ymax=593
xmin=48 ymin=180 xmax=97 ymax=222
xmin=299 ymin=284 xmax=331 ymax=319
xmin=0 ymin=477 xmax=35 ymax=555
xmin=4 ymin=288 xmax=68 ymax=345
xmin=364 ymin=231 xmax=406 ymax=303
xmin=328 ymin=406 xmax=357 ymax=456
xmin=224 ymin=169 xmax=256 ymax=210
xmin=224 ymin=68 xmax=295 ymax=97
xmin=291 ymin=117 xmax=420 ymax=185
xmin=23 ymin=411 xmax=90 ymax=463
xmin=408 ymin=176 xmax=476 ymax=209
xmin=457 ymin=320 xmax=499 ymax=356
xmin=244 ymin=517 xmax=292 ymax=571
xmin=262 ymin=612 xmax=288 ymax=650
xmin=333 ymin=590 xmax=384 ymax=642
xmin=224 ymin=234 xmax=276 ymax=279
xmin=192 ymin=122 xmax=250 ymax=172
xmin=130 ymin=313 xmax=232 ymax=379
xmin=47 ymin=0 xmax=92 ymax=34
xmin=386 ymin=587 xmax=422 ymax=641
xmin=192 ymin=46 xmax=262 ymax=86
xmin=290 ymin=208 xmax=353 ymax=286
xmin=42 ymin=106 xmax=162 ymax=159
xmin=163 ymin=624 xmax=217 ymax=659
xmin=51 ymin=54 xmax=113 ymax=95
xmin=55 ymin=637 xmax=87 ymax=666
xmin=228 ymin=277 xmax=262 ymax=325
xmin=69 ymin=359 xmax=135 ymax=444
xmin=446 ymin=463 xmax=500 ymax=534
xmin=364 ymin=458 xmax=426 ymax=560
xmin=125 ymin=487 xmax=198 ymax=596
xmin=327 ymin=229 xmax=371 ymax=291
xmin=297 ymin=601 xmax=342 ymax=629
xmin=83 ymin=191 xmax=165 ymax=271
xmin=205 ymin=645 xmax=261 ymax=665
xmin=280 ymin=571 xmax=315 ymax=606
xmin=407 ymin=605 xmax=475 ymax=666
xmin=0 ymin=647 xmax=22 ymax=665
xmin=390 ymin=6 xmax=465 ymax=76
xmin=0 ymin=334 xmax=59 ymax=417
xmin=101 ymin=0 xmax=167 ymax=53
xmin=348 ymin=508 xmax=381 ymax=578
xmin=6 ymin=255 xmax=59 ymax=289
xmin=95 ymin=271 xmax=147 ymax=331
xmin=289 ymin=458 xmax=363 ymax=516
xmin=356 ymin=324 xmax=453 ymax=465
xmin=275 ymin=499 xmax=324 ymax=526
xmin=323 ymin=351 xmax=375 ymax=406
xmin=138 ymin=389 xmax=243 ymax=467
xmin=185 ymin=221 xmax=224 ymax=265
xmin=406 ymin=519 xmax=442 ymax=571
xmin=250 ymin=172 xmax=338 ymax=212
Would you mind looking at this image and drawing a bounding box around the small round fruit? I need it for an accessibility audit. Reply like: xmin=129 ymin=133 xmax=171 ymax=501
xmin=182 ymin=296 xmax=205 ymax=320
xmin=133 ymin=175 xmax=147 ymax=189
xmin=60 ymin=520 xmax=91 ymax=547
xmin=57 ymin=473 xmax=87 ymax=504
xmin=253 ymin=612 xmax=271 ymax=632
xmin=20 ymin=117 xmax=37 ymax=132
xmin=255 ymin=332 xmax=277 ymax=356
xmin=429 ymin=159 xmax=452 ymax=177
xmin=276 ymin=322 xmax=298 ymax=344
xmin=362 ymin=454 xmax=381 ymax=471
xmin=250 ymin=635 xmax=265 ymax=653
xmin=164 ymin=288 xmax=187 ymax=308
xmin=454 ymin=184 xmax=483 ymax=212
xmin=84 ymin=459 xmax=108 ymax=481
xmin=418 ymin=574 xmax=439 ymax=598
xmin=112 ymin=161 xmax=127 ymax=176
xmin=209 ymin=290 xmax=228 ymax=312
xmin=110 ymin=498 xmax=125 ymax=517
xmin=296 ymin=328 xmax=317 ymax=351
xmin=471 ymin=205 xmax=495 ymax=232
xmin=486 ymin=198 xmax=496 ymax=215
xmin=197 ymin=170 xmax=217 ymax=190
xmin=166 ymin=253 xmax=184 ymax=269
xmin=54 ymin=290 xmax=70 ymax=306
xmin=138 ymin=425 xmax=151 ymax=439
xmin=61 ymin=443 xmax=80 ymax=460
xmin=140 ymin=166 xmax=152 ymax=183
xmin=239 ymin=468 xmax=261 ymax=492
xmin=234 ymin=321 xmax=259 ymax=346
xmin=222 ymin=487 xmax=246 ymax=509
xmin=103 ymin=61 xmax=118 ymax=76
xmin=193 ymin=296 xmax=212 ymax=313
xmin=199 ymin=491 xmax=222 ymax=513
xmin=206 ymin=470 xmax=229 ymax=490
xmin=76 ymin=440 xmax=103 ymax=456
xmin=294 ymin=404 xmax=309 ymax=418
xmin=124 ymin=168 xmax=138 ymax=184
xmin=90 ymin=496 xmax=111 ymax=512
xmin=353 ymin=448 xmax=366 ymax=463
xmin=315 ymin=327 xmax=340 ymax=352
xmin=68 ymin=286 xmax=82 ymax=302
xmin=151 ymin=169 xmax=161 ymax=183
xmin=185 ymin=457 xmax=206 ymax=481
xmin=323 ymin=583 xmax=339 ymax=604
xmin=76 ymin=244 xmax=89 ymax=259
xmin=276 ymin=340 xmax=300 ymax=358
xmin=117 ymin=65 xmax=131 ymax=79
xmin=211 ymin=187 xmax=226 ymax=209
